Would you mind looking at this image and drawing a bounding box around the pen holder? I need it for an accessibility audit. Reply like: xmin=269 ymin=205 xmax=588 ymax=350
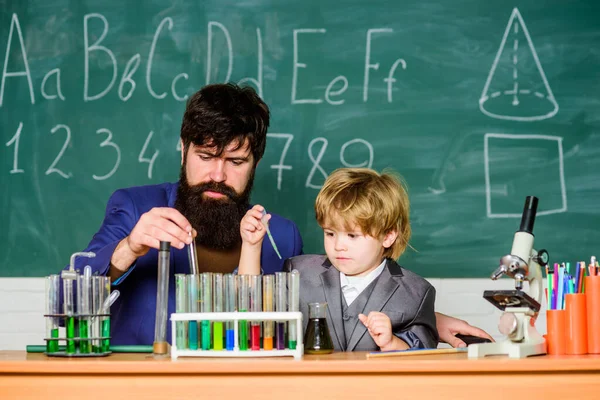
xmin=565 ymin=293 xmax=587 ymax=355
xmin=585 ymin=276 xmax=600 ymax=354
xmin=545 ymin=309 xmax=567 ymax=355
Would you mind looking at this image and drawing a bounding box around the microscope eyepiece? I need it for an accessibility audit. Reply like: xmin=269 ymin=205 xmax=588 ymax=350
xmin=518 ymin=196 xmax=538 ymax=234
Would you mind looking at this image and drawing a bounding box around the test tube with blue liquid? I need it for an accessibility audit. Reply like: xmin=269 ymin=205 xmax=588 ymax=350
xmin=262 ymin=275 xmax=274 ymax=350
xmin=224 ymin=274 xmax=236 ymax=350
xmin=288 ymin=270 xmax=300 ymax=350
xmin=250 ymin=275 xmax=262 ymax=350
xmin=187 ymin=274 xmax=199 ymax=350
xmin=237 ymin=275 xmax=250 ymax=350
xmin=45 ymin=275 xmax=60 ymax=353
xmin=275 ymin=272 xmax=287 ymax=350
xmin=200 ymin=272 xmax=212 ymax=350
xmin=175 ymin=274 xmax=188 ymax=350
xmin=213 ymin=273 xmax=224 ymax=350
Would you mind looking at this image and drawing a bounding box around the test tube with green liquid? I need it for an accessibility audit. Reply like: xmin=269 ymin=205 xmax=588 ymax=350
xmin=78 ymin=266 xmax=92 ymax=354
xmin=288 ymin=270 xmax=300 ymax=350
xmin=262 ymin=275 xmax=274 ymax=350
xmin=187 ymin=274 xmax=199 ymax=350
xmin=175 ymin=274 xmax=188 ymax=350
xmin=62 ymin=272 xmax=77 ymax=354
xmin=212 ymin=273 xmax=224 ymax=350
xmin=200 ymin=272 xmax=212 ymax=350
xmin=100 ymin=277 xmax=111 ymax=353
xmin=91 ymin=276 xmax=103 ymax=353
xmin=250 ymin=275 xmax=262 ymax=350
xmin=45 ymin=275 xmax=60 ymax=353
xmin=224 ymin=274 xmax=236 ymax=350
xmin=275 ymin=272 xmax=287 ymax=350
xmin=237 ymin=275 xmax=250 ymax=350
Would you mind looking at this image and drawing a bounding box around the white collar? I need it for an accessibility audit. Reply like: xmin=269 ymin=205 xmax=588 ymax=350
xmin=339 ymin=258 xmax=387 ymax=292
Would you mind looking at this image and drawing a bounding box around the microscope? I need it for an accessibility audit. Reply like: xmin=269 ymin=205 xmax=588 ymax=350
xmin=468 ymin=196 xmax=548 ymax=359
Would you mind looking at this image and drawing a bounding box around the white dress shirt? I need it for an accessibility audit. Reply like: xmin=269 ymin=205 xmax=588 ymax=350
xmin=339 ymin=259 xmax=386 ymax=306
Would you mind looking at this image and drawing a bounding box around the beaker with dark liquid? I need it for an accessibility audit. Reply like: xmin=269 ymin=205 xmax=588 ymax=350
xmin=304 ymin=302 xmax=334 ymax=354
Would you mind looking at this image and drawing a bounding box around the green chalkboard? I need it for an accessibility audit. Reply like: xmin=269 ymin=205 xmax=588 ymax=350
xmin=1 ymin=1 xmax=599 ymax=277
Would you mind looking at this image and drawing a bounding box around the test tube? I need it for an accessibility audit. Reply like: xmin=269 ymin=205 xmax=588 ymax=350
xmin=250 ymin=275 xmax=262 ymax=350
xmin=224 ymin=274 xmax=236 ymax=350
xmin=91 ymin=276 xmax=104 ymax=353
xmin=45 ymin=275 xmax=60 ymax=353
xmin=262 ymin=275 xmax=274 ymax=350
xmin=187 ymin=274 xmax=199 ymax=350
xmin=201 ymin=272 xmax=212 ymax=350
xmin=63 ymin=272 xmax=77 ymax=354
xmin=212 ymin=273 xmax=224 ymax=350
xmin=275 ymin=272 xmax=287 ymax=350
xmin=100 ymin=276 xmax=111 ymax=353
xmin=288 ymin=270 xmax=300 ymax=350
xmin=187 ymin=232 xmax=199 ymax=275
xmin=153 ymin=242 xmax=170 ymax=355
xmin=78 ymin=266 xmax=92 ymax=354
xmin=237 ymin=275 xmax=250 ymax=350
xmin=175 ymin=274 xmax=188 ymax=350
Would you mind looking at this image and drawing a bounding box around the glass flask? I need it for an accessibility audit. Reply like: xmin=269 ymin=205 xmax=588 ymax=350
xmin=304 ymin=302 xmax=334 ymax=354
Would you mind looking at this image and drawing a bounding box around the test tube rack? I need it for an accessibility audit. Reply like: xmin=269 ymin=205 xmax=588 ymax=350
xmin=43 ymin=312 xmax=112 ymax=357
xmin=170 ymin=311 xmax=303 ymax=360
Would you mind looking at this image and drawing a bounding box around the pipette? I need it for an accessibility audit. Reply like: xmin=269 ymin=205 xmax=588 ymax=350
xmin=288 ymin=270 xmax=300 ymax=350
xmin=262 ymin=275 xmax=274 ymax=350
xmin=261 ymin=209 xmax=282 ymax=259
xmin=153 ymin=242 xmax=170 ymax=355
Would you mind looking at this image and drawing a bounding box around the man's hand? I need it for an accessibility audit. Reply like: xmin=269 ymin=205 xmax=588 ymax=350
xmin=435 ymin=312 xmax=494 ymax=348
xmin=358 ymin=312 xmax=408 ymax=351
xmin=109 ymin=207 xmax=193 ymax=281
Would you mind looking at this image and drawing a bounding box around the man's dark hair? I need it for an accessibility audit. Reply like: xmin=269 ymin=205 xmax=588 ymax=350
xmin=180 ymin=83 xmax=269 ymax=164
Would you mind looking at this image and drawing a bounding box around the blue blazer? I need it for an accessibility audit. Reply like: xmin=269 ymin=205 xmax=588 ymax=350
xmin=67 ymin=182 xmax=303 ymax=345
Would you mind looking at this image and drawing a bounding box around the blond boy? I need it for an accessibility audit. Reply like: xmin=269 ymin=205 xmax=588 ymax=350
xmin=239 ymin=167 xmax=438 ymax=351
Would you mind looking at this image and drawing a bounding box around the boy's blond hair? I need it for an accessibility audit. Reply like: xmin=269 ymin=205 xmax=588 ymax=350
xmin=315 ymin=167 xmax=411 ymax=260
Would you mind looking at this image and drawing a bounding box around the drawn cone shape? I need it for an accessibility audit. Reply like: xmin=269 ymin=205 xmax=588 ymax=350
xmin=479 ymin=8 xmax=558 ymax=121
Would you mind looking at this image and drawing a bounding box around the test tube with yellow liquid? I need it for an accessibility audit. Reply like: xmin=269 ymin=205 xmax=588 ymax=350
xmin=262 ymin=275 xmax=274 ymax=350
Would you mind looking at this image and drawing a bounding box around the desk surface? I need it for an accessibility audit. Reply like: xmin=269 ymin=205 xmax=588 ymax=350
xmin=2 ymin=351 xmax=600 ymax=399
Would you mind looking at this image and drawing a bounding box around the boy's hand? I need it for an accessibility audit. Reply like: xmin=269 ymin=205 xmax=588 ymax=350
xmin=359 ymin=312 xmax=409 ymax=352
xmin=240 ymin=205 xmax=270 ymax=246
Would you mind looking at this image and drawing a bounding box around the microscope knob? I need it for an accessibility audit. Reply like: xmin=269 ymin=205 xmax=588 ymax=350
xmin=498 ymin=312 xmax=518 ymax=336
xmin=533 ymin=249 xmax=549 ymax=267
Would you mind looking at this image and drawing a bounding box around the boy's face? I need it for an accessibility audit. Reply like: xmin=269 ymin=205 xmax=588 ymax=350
xmin=322 ymin=221 xmax=397 ymax=277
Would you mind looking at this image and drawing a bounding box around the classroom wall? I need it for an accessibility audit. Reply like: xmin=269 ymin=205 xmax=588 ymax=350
xmin=0 ymin=277 xmax=549 ymax=350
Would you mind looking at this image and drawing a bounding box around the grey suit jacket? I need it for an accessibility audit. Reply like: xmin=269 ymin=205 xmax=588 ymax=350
xmin=284 ymin=254 xmax=438 ymax=351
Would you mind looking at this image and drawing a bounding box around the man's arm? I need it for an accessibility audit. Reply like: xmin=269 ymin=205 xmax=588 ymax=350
xmin=435 ymin=312 xmax=494 ymax=348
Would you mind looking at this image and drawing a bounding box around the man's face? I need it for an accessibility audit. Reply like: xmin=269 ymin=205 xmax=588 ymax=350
xmin=174 ymin=139 xmax=256 ymax=250
xmin=183 ymin=139 xmax=255 ymax=197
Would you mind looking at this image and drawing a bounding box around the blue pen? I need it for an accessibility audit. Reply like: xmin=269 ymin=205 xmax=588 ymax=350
xmin=261 ymin=209 xmax=282 ymax=259
xmin=557 ymin=266 xmax=564 ymax=310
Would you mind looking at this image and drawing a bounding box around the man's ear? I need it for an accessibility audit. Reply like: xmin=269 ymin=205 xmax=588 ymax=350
xmin=382 ymin=230 xmax=398 ymax=249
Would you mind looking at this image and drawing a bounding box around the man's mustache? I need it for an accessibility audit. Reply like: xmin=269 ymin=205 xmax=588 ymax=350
xmin=189 ymin=181 xmax=238 ymax=200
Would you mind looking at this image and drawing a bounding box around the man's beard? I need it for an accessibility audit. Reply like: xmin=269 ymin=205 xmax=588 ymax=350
xmin=174 ymin=166 xmax=254 ymax=250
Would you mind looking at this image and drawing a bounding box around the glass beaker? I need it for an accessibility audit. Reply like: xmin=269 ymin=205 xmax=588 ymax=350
xmin=304 ymin=302 xmax=334 ymax=354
